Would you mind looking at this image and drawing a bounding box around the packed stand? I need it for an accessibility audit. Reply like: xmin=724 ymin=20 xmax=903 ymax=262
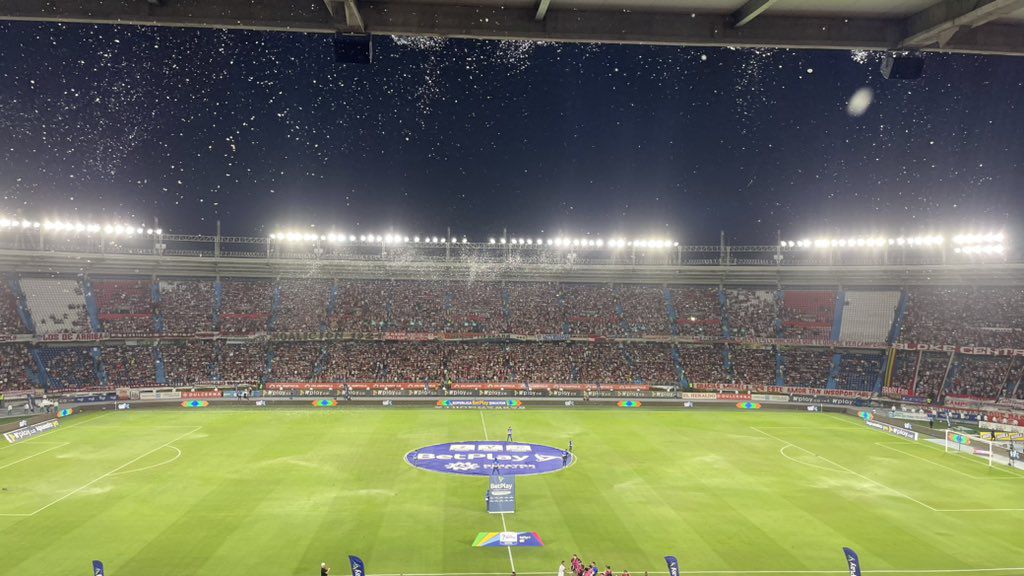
xmin=39 ymin=347 xmax=101 ymax=389
xmin=505 ymin=342 xmax=574 ymax=383
xmin=780 ymin=290 xmax=835 ymax=339
xmin=159 ymin=280 xmax=214 ymax=334
xmin=274 ymin=279 xmax=331 ymax=332
xmin=900 ymin=287 xmax=1024 ymax=348
xmin=101 ymin=345 xmax=158 ymax=388
xmin=20 ymin=277 xmax=92 ymax=334
xmin=0 ymin=283 xmax=27 ymax=334
xmin=947 ymin=355 xmax=1010 ymax=399
xmin=677 ymin=344 xmax=729 ymax=385
xmin=724 ymin=289 xmax=777 ymax=338
xmin=560 ymin=284 xmax=621 ymax=337
xmin=219 ymin=280 xmax=273 ymax=334
xmin=671 ymin=287 xmax=722 ymax=338
xmin=1004 ymin=357 xmax=1024 ymax=401
xmin=624 ymin=343 xmax=678 ymax=385
xmin=318 ymin=341 xmax=388 ymax=382
xmin=93 ymin=279 xmax=155 ymax=334
xmin=0 ymin=344 xmax=34 ymax=390
xmin=617 ymin=285 xmax=672 ymax=336
xmin=889 ymin=351 xmax=949 ymax=398
xmin=834 ymin=353 xmax=883 ymax=392
xmin=386 ymin=280 xmax=448 ymax=333
xmin=160 ymin=340 xmax=217 ymax=386
xmin=505 ymin=282 xmax=564 ymax=335
xmin=780 ymin=348 xmax=832 ymax=388
xmin=329 ymin=280 xmax=389 ymax=333
xmin=269 ymin=342 xmax=323 ymax=381
xmin=379 ymin=341 xmax=445 ymax=383
xmin=443 ymin=343 xmax=515 ymax=382
xmin=729 ymin=346 xmax=776 ymax=388
xmin=217 ymin=341 xmax=267 ymax=383
xmin=569 ymin=342 xmax=634 ymax=384
xmin=447 ymin=282 xmax=507 ymax=333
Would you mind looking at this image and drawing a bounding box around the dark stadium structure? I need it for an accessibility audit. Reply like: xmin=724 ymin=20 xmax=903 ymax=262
xmin=1 ymin=229 xmax=1023 ymax=414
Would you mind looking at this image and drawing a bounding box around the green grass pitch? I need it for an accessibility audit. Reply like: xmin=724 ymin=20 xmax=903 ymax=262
xmin=1 ymin=408 xmax=1023 ymax=575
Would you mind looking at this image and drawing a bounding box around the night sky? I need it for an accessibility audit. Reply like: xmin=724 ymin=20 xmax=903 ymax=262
xmin=0 ymin=22 xmax=1022 ymax=244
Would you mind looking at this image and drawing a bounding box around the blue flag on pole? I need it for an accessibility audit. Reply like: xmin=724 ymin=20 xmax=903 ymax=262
xmin=842 ymin=547 xmax=861 ymax=576
xmin=92 ymin=560 xmax=105 ymax=576
xmin=664 ymin=556 xmax=680 ymax=576
xmin=349 ymin=555 xmax=365 ymax=576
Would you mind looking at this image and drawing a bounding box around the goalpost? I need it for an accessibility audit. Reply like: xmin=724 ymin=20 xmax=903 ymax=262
xmin=944 ymin=429 xmax=995 ymax=466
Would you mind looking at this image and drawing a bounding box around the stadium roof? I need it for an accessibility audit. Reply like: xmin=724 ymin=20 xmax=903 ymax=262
xmin=2 ymin=0 xmax=1024 ymax=57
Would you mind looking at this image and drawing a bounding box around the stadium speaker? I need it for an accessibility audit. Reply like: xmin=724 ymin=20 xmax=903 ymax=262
xmin=334 ymin=33 xmax=373 ymax=65
xmin=880 ymin=53 xmax=924 ymax=80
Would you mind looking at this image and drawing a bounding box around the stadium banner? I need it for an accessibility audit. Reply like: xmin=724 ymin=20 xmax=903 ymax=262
xmin=92 ymin=560 xmax=105 ymax=576
xmin=980 ymin=421 xmax=1024 ymax=434
xmin=790 ymin=394 xmax=864 ymax=407
xmin=41 ymin=332 xmax=108 ymax=342
xmin=139 ymin=390 xmax=182 ymax=400
xmin=865 ymin=418 xmax=919 ymax=441
xmin=893 ymin=342 xmax=1024 ymax=357
xmin=3 ymin=418 xmax=59 ymax=443
xmin=348 ymin=555 xmax=365 ymax=576
xmin=751 ymin=394 xmax=789 ymax=403
xmin=383 ymin=332 xmax=437 ymax=341
xmin=181 ymin=390 xmax=222 ymax=399
xmin=535 ymin=334 xmax=570 ymax=342
xmin=943 ymin=396 xmax=985 ymax=409
xmin=679 ymin=392 xmax=717 ymax=400
xmin=841 ymin=548 xmax=861 ymax=576
xmin=487 ymin=469 xmax=516 ymax=513
xmin=716 ymin=392 xmax=752 ymax=401
xmin=62 ymin=392 xmax=118 ymax=403
xmin=472 ymin=532 xmax=544 ymax=547
xmin=664 ymin=556 xmax=680 ymax=576
xmin=887 ymin=410 xmax=932 ymax=422
xmin=436 ymin=399 xmax=523 ymax=409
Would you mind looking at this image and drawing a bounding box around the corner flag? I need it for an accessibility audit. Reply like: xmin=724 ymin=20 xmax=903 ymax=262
xmin=664 ymin=556 xmax=680 ymax=576
xmin=92 ymin=560 xmax=105 ymax=576
xmin=841 ymin=547 xmax=861 ymax=576
xmin=349 ymin=555 xmax=365 ymax=576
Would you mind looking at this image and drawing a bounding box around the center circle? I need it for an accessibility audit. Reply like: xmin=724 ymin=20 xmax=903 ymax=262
xmin=405 ymin=441 xmax=574 ymax=476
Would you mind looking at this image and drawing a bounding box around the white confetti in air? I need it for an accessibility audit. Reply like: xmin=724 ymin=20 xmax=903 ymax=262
xmin=846 ymin=87 xmax=874 ymax=117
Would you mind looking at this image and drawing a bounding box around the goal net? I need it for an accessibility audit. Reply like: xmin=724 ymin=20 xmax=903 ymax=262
xmin=943 ymin=430 xmax=1004 ymax=466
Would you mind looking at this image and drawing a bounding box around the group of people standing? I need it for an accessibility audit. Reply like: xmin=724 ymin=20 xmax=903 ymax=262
xmin=560 ymin=555 xmax=635 ymax=576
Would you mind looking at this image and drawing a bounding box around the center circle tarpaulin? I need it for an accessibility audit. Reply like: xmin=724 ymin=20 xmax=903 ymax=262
xmin=405 ymin=441 xmax=573 ymax=476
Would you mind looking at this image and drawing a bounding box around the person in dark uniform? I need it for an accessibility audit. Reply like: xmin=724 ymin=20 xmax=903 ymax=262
xmin=562 ymin=450 xmax=569 ymax=466
xmin=321 ymin=562 xmax=330 ymax=576
xmin=507 ymin=425 xmax=513 ymax=441
xmin=568 ymin=439 xmax=574 ymax=453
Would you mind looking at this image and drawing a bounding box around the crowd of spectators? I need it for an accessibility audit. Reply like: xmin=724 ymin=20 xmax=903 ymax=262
xmin=378 ymin=341 xmax=446 ymax=383
xmin=93 ymin=279 xmax=155 ymax=334
xmin=618 ymin=285 xmax=672 ymax=336
xmin=160 ymin=340 xmax=217 ymax=386
xmin=504 ymin=342 xmax=574 ymax=383
xmin=447 ymin=282 xmax=507 ymax=333
xmin=780 ymin=348 xmax=832 ymax=388
xmin=780 ymin=290 xmax=835 ymax=339
xmin=947 ymin=355 xmax=1010 ymax=399
xmin=729 ymin=346 xmax=776 ymax=388
xmin=269 ymin=342 xmax=322 ymax=381
xmin=889 ymin=351 xmax=949 ymax=398
xmin=0 ymin=283 xmax=26 ymax=334
xmin=672 ymin=287 xmax=722 ymax=338
xmin=0 ymin=344 xmax=33 ymax=390
xmin=386 ymin=281 xmax=449 ymax=334
xmin=101 ymin=344 xmax=158 ymax=387
xmin=318 ymin=341 xmax=388 ymax=381
xmin=442 ymin=343 xmax=515 ymax=382
xmin=900 ymin=287 xmax=1024 ymax=349
xmin=220 ymin=280 xmax=274 ymax=334
xmin=159 ymin=280 xmax=215 ymax=334
xmin=570 ymin=342 xmax=634 ymax=383
xmin=217 ymin=342 xmax=268 ymax=382
xmin=40 ymin=347 xmax=101 ymax=389
xmin=724 ymin=289 xmax=777 ymax=338
xmin=560 ymin=283 xmax=621 ymax=337
xmin=506 ymin=282 xmax=563 ymax=334
xmin=834 ymin=353 xmax=883 ymax=392
xmin=329 ymin=280 xmax=389 ymax=333
xmin=275 ymin=279 xmax=331 ymax=332
xmin=625 ymin=343 xmax=678 ymax=385
xmin=678 ymin=344 xmax=728 ymax=385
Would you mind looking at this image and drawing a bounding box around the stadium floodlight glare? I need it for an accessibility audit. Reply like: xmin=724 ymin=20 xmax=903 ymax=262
xmin=488 ymin=238 xmax=495 ymax=244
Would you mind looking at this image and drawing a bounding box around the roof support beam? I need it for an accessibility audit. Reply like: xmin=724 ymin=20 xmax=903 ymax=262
xmin=535 ymin=0 xmax=551 ymax=22
xmin=0 ymin=1 xmax=1023 ymax=57
xmin=901 ymin=0 xmax=1024 ymax=49
xmin=732 ymin=0 xmax=780 ymax=28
